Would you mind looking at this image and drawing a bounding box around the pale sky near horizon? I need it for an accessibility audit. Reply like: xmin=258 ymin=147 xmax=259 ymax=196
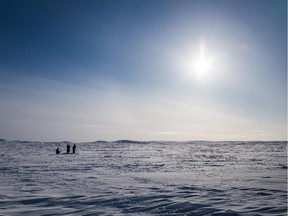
xmin=0 ymin=0 xmax=287 ymax=142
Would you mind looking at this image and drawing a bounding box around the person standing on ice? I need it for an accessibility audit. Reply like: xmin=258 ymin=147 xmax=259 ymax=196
xmin=72 ymin=144 xmax=76 ymax=154
xmin=66 ymin=144 xmax=70 ymax=154
xmin=56 ymin=147 xmax=60 ymax=154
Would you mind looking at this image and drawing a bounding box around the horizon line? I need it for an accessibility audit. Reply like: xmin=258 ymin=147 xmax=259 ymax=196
xmin=1 ymin=138 xmax=287 ymax=143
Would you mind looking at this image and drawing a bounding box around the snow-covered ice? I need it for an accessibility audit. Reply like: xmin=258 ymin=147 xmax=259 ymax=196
xmin=0 ymin=140 xmax=287 ymax=215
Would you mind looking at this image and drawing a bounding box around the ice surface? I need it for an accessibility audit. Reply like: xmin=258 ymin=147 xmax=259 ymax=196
xmin=0 ymin=140 xmax=287 ymax=215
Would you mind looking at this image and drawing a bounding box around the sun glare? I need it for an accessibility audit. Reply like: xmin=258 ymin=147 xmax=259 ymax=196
xmin=192 ymin=42 xmax=214 ymax=79
xmin=176 ymin=40 xmax=219 ymax=81
xmin=194 ymin=55 xmax=212 ymax=74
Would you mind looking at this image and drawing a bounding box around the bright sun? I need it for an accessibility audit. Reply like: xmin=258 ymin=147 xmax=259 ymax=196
xmin=192 ymin=42 xmax=213 ymax=78
xmin=176 ymin=40 xmax=218 ymax=81
xmin=194 ymin=55 xmax=212 ymax=74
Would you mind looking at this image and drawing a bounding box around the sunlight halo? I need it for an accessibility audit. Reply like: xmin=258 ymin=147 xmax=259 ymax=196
xmin=192 ymin=42 xmax=215 ymax=79
xmin=172 ymin=40 xmax=220 ymax=82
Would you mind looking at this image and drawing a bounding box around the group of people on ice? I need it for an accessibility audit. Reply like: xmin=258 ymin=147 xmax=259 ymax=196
xmin=56 ymin=144 xmax=76 ymax=154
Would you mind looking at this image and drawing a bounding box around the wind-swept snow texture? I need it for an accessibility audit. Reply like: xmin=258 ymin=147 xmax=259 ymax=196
xmin=0 ymin=141 xmax=287 ymax=215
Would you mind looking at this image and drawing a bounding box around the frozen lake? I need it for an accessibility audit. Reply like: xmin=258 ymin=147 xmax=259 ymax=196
xmin=0 ymin=140 xmax=287 ymax=215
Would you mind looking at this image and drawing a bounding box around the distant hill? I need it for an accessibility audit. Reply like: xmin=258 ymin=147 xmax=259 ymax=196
xmin=91 ymin=141 xmax=108 ymax=144
xmin=114 ymin=140 xmax=149 ymax=144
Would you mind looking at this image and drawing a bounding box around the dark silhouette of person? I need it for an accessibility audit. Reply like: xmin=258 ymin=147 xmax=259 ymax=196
xmin=56 ymin=147 xmax=60 ymax=154
xmin=72 ymin=144 xmax=76 ymax=154
xmin=67 ymin=144 xmax=70 ymax=154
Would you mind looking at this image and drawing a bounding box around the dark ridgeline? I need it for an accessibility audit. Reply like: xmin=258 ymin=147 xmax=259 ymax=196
xmin=114 ymin=140 xmax=149 ymax=144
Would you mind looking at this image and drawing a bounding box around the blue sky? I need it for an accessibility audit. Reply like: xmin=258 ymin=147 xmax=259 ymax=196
xmin=0 ymin=0 xmax=286 ymax=141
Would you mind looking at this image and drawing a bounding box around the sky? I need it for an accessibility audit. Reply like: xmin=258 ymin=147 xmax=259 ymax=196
xmin=0 ymin=0 xmax=287 ymax=142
